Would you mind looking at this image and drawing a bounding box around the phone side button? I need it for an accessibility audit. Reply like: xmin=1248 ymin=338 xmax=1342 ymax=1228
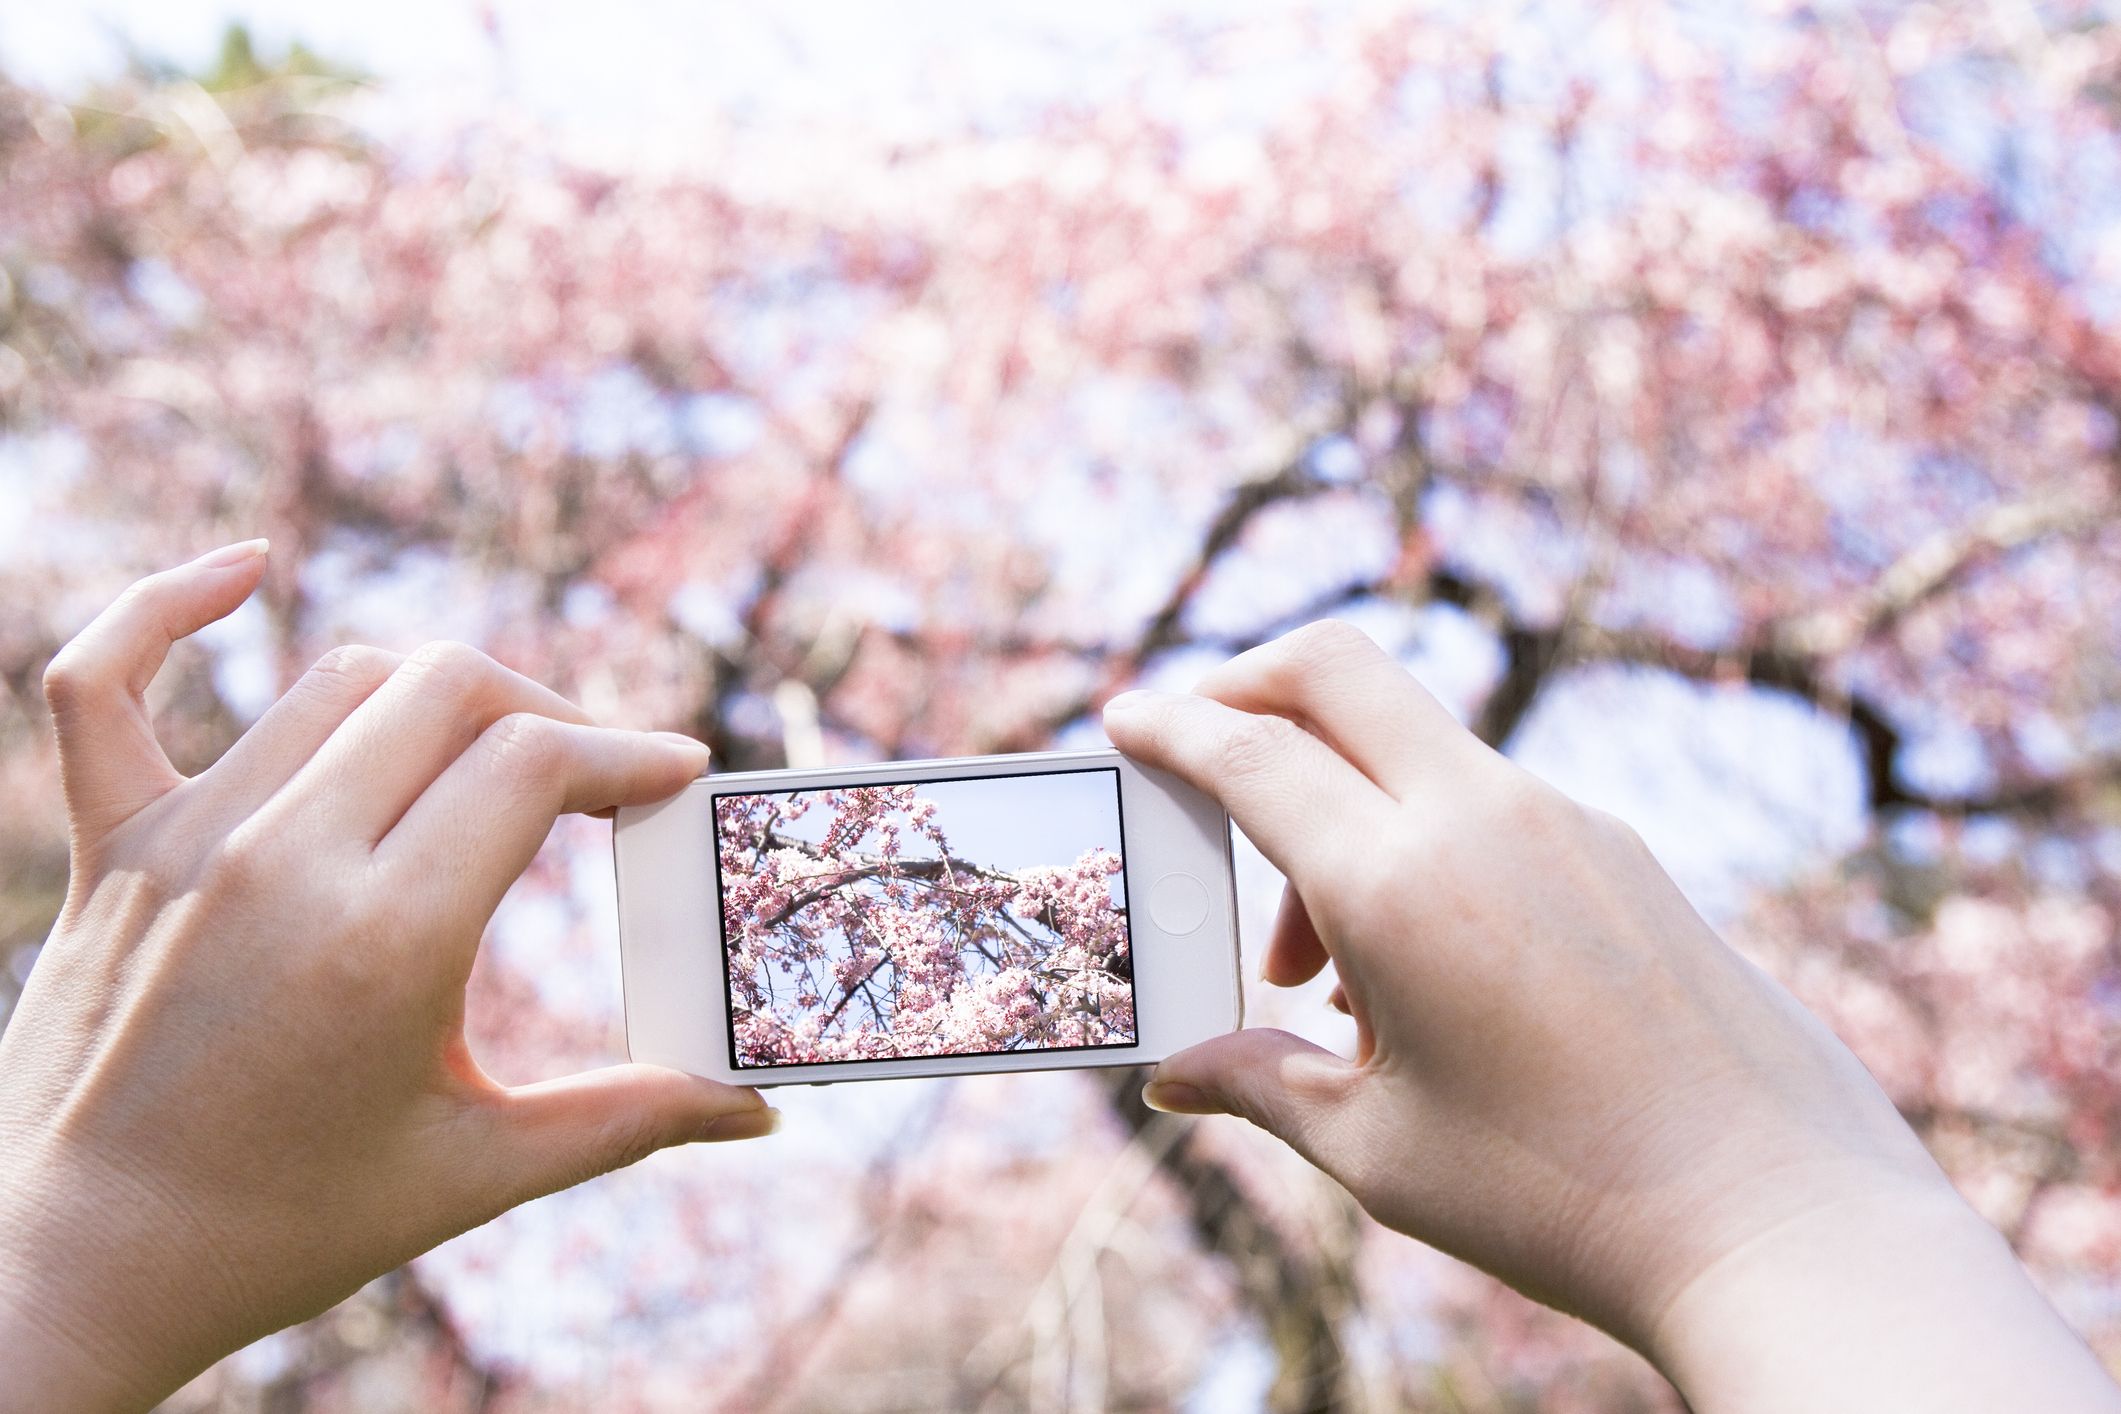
xmin=1148 ymin=873 xmax=1210 ymax=935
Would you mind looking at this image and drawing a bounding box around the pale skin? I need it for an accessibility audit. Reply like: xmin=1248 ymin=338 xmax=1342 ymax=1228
xmin=1105 ymin=621 xmax=2121 ymax=1413
xmin=0 ymin=542 xmax=775 ymax=1411
xmin=0 ymin=554 xmax=2113 ymax=1411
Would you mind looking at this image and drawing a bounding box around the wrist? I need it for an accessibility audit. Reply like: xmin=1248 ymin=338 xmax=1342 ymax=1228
xmin=1645 ymin=1178 xmax=2119 ymax=1413
xmin=0 ymin=1137 xmax=223 ymax=1412
xmin=0 ymin=1270 xmax=150 ymax=1413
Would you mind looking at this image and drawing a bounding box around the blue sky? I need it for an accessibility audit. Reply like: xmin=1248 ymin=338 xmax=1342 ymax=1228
xmin=0 ymin=0 xmax=1354 ymax=163
xmin=754 ymin=771 xmax=1126 ymax=878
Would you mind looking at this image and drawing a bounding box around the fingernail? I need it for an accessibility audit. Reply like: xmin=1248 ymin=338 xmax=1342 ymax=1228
xmin=696 ymin=1108 xmax=780 ymax=1142
xmin=654 ymin=731 xmax=712 ymax=758
xmin=1142 ymin=1080 xmax=1217 ymax=1115
xmin=194 ymin=538 xmax=270 ymax=568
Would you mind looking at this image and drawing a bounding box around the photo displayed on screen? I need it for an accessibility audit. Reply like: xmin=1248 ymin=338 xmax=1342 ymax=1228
xmin=713 ymin=769 xmax=1137 ymax=1069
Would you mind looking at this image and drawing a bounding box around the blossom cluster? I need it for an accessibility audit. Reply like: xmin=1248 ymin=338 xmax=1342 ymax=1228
xmin=715 ymin=787 xmax=1133 ymax=1065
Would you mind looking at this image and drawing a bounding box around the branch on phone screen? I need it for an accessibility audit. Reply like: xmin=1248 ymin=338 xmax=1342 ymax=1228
xmin=716 ymin=786 xmax=1134 ymax=1065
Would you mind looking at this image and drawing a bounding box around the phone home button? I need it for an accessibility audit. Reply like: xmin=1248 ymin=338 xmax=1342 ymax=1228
xmin=1148 ymin=873 xmax=1210 ymax=935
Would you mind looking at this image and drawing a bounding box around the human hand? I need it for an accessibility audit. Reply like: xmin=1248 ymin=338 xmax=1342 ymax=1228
xmin=1104 ymin=622 xmax=2119 ymax=1412
xmin=0 ymin=542 xmax=774 ymax=1411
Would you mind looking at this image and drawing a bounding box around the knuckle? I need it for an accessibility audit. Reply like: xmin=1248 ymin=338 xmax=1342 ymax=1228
xmin=1209 ymin=711 xmax=1303 ymax=782
xmin=1221 ymin=620 xmax=1384 ymax=712
xmin=308 ymin=643 xmax=399 ymax=689
xmin=1282 ymin=618 xmax=1377 ymax=670
xmin=1291 ymin=617 xmax=1373 ymax=655
xmin=480 ymin=711 xmax=565 ymax=776
xmin=595 ymin=1111 xmax=668 ymax=1175
xmin=401 ymin=639 xmax=498 ymax=700
xmin=42 ymin=574 xmax=185 ymax=714
xmin=39 ymin=648 xmax=97 ymax=711
xmin=110 ymin=575 xmax=161 ymax=617
xmin=1583 ymin=804 xmax=1650 ymax=858
xmin=1282 ymin=1056 xmax=1362 ymax=1113
xmin=200 ymin=821 xmax=278 ymax=894
xmin=90 ymin=827 xmax=192 ymax=904
xmin=1484 ymin=768 xmax=1573 ymax=840
xmin=1328 ymin=1100 xmax=1401 ymax=1207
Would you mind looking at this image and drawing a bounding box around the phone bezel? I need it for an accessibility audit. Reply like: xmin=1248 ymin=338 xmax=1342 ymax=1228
xmin=613 ymin=748 xmax=1242 ymax=1087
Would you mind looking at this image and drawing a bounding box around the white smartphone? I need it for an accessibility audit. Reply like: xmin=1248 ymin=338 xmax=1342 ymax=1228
xmin=614 ymin=748 xmax=1242 ymax=1087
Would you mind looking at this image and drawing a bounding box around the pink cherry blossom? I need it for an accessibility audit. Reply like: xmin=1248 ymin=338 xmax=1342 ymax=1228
xmin=5 ymin=2 xmax=2121 ymax=1404
xmin=717 ymin=787 xmax=1133 ymax=1065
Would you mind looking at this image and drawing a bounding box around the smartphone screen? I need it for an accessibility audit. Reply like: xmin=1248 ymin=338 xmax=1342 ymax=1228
xmin=710 ymin=768 xmax=1138 ymax=1070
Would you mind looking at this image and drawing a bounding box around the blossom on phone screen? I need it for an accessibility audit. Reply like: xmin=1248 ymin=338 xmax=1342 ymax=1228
xmin=715 ymin=778 xmax=1135 ymax=1066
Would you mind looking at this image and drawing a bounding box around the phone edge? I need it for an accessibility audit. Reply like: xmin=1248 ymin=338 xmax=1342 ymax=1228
xmin=617 ymin=747 xmax=1243 ymax=1087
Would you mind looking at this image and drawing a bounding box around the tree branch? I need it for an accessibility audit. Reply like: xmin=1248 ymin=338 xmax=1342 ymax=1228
xmin=1779 ymin=493 xmax=2109 ymax=658
xmin=1562 ymin=620 xmax=2121 ymax=816
xmin=980 ymin=442 xmax=1339 ymax=751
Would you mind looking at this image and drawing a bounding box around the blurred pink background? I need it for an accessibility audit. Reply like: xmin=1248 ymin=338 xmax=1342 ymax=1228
xmin=2 ymin=2 xmax=2118 ymax=1408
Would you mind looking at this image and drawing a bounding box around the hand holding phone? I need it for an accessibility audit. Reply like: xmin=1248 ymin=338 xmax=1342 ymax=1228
xmin=616 ymin=751 xmax=1241 ymax=1085
xmin=0 ymin=549 xmax=773 ymax=1412
xmin=1104 ymin=622 xmax=2120 ymax=1414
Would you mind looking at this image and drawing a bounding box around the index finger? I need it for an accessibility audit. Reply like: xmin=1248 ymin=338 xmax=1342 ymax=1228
xmin=382 ymin=715 xmax=710 ymax=927
xmin=1102 ymin=688 xmax=1395 ymax=891
xmin=284 ymin=641 xmax=596 ymax=843
xmin=1193 ymin=620 xmax=1477 ymax=800
xmin=42 ymin=540 xmax=271 ymax=839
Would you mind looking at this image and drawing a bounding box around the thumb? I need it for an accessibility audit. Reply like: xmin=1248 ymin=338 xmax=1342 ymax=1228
xmin=1143 ymin=1027 xmax=1368 ymax=1174
xmin=489 ymin=1064 xmax=778 ymax=1205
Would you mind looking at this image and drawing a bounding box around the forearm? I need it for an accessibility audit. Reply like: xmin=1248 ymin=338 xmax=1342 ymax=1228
xmin=1650 ymin=1184 xmax=2120 ymax=1413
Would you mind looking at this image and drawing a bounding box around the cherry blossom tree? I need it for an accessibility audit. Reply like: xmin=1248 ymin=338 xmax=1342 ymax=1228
xmin=717 ymin=784 xmax=1133 ymax=1065
xmin=3 ymin=2 xmax=2120 ymax=1408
